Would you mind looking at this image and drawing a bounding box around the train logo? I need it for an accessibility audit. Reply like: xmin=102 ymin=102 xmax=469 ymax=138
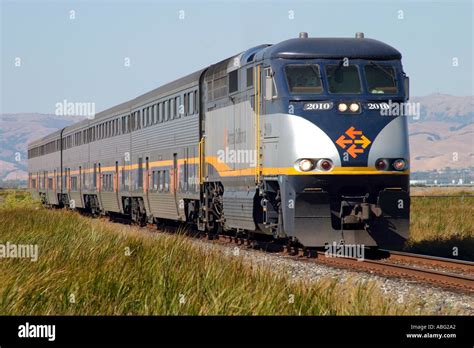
xmin=336 ymin=126 xmax=372 ymax=158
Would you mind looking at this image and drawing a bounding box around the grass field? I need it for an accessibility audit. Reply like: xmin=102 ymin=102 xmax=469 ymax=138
xmin=407 ymin=187 xmax=473 ymax=260
xmin=0 ymin=188 xmax=471 ymax=315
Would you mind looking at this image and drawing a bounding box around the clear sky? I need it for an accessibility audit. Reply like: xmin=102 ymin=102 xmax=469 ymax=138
xmin=1 ymin=0 xmax=473 ymax=114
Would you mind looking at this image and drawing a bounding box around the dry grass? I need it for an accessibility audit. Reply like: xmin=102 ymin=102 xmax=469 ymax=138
xmin=407 ymin=193 xmax=473 ymax=260
xmin=0 ymin=191 xmax=423 ymax=316
xmin=411 ymin=186 xmax=474 ymax=197
xmin=0 ymin=189 xmax=469 ymax=315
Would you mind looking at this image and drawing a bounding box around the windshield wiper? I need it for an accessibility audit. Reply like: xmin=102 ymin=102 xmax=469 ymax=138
xmin=326 ymin=59 xmax=345 ymax=79
xmin=309 ymin=65 xmax=322 ymax=80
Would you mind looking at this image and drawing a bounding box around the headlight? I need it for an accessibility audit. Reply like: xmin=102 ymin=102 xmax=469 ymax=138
xmin=338 ymin=103 xmax=348 ymax=112
xmin=349 ymin=103 xmax=360 ymax=112
xmin=375 ymin=159 xmax=389 ymax=171
xmin=298 ymin=159 xmax=315 ymax=172
xmin=316 ymin=159 xmax=333 ymax=172
xmin=392 ymin=159 xmax=407 ymax=171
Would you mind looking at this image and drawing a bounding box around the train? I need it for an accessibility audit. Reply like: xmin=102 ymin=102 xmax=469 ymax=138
xmin=28 ymin=32 xmax=410 ymax=248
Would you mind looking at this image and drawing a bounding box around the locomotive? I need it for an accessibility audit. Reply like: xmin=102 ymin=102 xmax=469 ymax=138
xmin=28 ymin=32 xmax=410 ymax=248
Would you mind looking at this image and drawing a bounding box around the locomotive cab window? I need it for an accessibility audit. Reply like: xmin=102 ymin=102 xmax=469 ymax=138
xmin=325 ymin=64 xmax=361 ymax=94
xmin=285 ymin=65 xmax=323 ymax=94
xmin=364 ymin=64 xmax=398 ymax=94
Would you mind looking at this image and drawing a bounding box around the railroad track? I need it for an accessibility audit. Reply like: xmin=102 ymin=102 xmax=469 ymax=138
xmin=101 ymin=213 xmax=474 ymax=293
xmin=214 ymin=235 xmax=474 ymax=294
xmin=311 ymin=250 xmax=474 ymax=293
xmin=379 ymin=249 xmax=474 ymax=275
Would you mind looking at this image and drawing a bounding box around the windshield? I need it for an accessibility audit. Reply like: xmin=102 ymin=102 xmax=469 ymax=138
xmin=285 ymin=65 xmax=323 ymax=94
xmin=365 ymin=64 xmax=397 ymax=94
xmin=284 ymin=62 xmax=399 ymax=95
xmin=325 ymin=65 xmax=361 ymax=94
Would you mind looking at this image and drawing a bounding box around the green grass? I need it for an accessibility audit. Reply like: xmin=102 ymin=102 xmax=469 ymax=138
xmin=0 ymin=189 xmax=41 ymax=209
xmin=407 ymin=196 xmax=473 ymax=260
xmin=0 ymin=200 xmax=421 ymax=315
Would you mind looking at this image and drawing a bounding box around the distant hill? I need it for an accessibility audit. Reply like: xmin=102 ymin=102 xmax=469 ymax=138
xmin=0 ymin=114 xmax=85 ymax=182
xmin=0 ymin=94 xmax=472 ymax=183
xmin=410 ymin=94 xmax=473 ymax=124
xmin=408 ymin=94 xmax=473 ymax=172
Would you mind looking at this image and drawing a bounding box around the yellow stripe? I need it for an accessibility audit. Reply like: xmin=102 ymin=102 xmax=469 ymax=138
xmin=204 ymin=156 xmax=409 ymax=176
xmin=261 ymin=167 xmax=409 ymax=176
xmin=198 ymin=137 xmax=205 ymax=184
xmin=62 ymin=156 xmax=409 ymax=176
xmin=66 ymin=158 xmax=200 ymax=175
